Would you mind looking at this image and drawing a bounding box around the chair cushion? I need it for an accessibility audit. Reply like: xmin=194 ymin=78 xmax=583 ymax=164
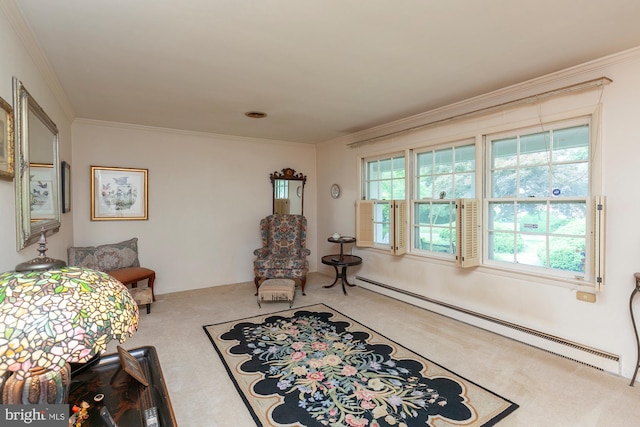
xmin=108 ymin=267 xmax=155 ymax=285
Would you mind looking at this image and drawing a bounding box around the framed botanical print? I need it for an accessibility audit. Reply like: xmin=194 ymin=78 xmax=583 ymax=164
xmin=0 ymin=96 xmax=14 ymax=180
xmin=91 ymin=166 xmax=148 ymax=220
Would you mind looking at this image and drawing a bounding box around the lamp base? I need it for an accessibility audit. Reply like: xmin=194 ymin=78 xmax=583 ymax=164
xmin=1 ymin=363 xmax=71 ymax=404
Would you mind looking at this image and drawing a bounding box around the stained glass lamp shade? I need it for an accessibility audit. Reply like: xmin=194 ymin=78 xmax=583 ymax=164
xmin=0 ymin=266 xmax=139 ymax=381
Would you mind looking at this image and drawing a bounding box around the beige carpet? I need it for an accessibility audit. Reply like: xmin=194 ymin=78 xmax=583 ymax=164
xmin=107 ymin=273 xmax=640 ymax=426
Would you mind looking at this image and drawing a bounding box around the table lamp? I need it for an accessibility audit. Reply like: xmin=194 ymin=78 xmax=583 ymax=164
xmin=0 ymin=266 xmax=140 ymax=404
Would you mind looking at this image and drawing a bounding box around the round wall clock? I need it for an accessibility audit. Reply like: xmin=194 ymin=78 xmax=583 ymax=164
xmin=330 ymin=184 xmax=341 ymax=199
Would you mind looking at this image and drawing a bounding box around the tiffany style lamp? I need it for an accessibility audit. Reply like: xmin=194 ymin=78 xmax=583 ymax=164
xmin=0 ymin=266 xmax=139 ymax=404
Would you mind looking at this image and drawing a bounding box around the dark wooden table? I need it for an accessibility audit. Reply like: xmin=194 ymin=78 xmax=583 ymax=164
xmin=327 ymin=236 xmax=356 ymax=259
xmin=322 ymin=254 xmax=362 ymax=295
xmin=69 ymin=346 xmax=177 ymax=426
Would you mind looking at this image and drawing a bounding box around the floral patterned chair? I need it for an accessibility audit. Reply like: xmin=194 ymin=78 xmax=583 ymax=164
xmin=253 ymin=214 xmax=310 ymax=295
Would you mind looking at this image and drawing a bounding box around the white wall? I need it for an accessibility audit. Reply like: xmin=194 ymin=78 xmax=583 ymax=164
xmin=316 ymin=48 xmax=640 ymax=379
xmin=0 ymin=5 xmax=73 ymax=273
xmin=71 ymin=120 xmax=317 ymax=295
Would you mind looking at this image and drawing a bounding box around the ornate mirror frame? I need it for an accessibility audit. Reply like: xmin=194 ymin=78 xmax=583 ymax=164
xmin=270 ymin=168 xmax=306 ymax=215
xmin=14 ymin=77 xmax=60 ymax=250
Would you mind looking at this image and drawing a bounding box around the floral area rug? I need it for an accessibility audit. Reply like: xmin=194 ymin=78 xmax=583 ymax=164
xmin=203 ymin=304 xmax=517 ymax=427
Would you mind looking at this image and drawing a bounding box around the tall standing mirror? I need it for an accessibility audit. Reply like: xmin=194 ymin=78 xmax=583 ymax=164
xmin=271 ymin=168 xmax=306 ymax=215
xmin=14 ymin=77 xmax=60 ymax=250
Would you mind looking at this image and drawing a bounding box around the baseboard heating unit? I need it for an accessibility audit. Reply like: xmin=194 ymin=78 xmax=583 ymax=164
xmin=355 ymin=275 xmax=620 ymax=374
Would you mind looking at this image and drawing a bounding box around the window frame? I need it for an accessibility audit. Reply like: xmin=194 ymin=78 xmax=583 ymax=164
xmin=483 ymin=116 xmax=598 ymax=281
xmin=361 ymin=153 xmax=406 ymax=249
xmin=411 ymin=140 xmax=476 ymax=258
xmin=357 ymin=104 xmax=603 ymax=288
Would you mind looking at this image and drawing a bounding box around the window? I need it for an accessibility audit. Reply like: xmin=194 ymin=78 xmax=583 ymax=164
xmin=413 ymin=143 xmax=475 ymax=255
xmin=357 ymin=111 xmax=603 ymax=287
xmin=486 ymin=119 xmax=598 ymax=279
xmin=358 ymin=154 xmax=406 ymax=252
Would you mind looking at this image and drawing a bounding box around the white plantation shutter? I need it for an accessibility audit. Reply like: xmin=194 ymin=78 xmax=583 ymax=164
xmin=456 ymin=198 xmax=480 ymax=268
xmin=594 ymin=196 xmax=606 ymax=291
xmin=393 ymin=200 xmax=407 ymax=255
xmin=356 ymin=200 xmax=374 ymax=248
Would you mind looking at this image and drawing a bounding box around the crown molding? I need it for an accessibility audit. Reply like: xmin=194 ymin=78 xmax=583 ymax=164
xmin=0 ymin=0 xmax=74 ymax=122
xmin=324 ymin=45 xmax=640 ymax=147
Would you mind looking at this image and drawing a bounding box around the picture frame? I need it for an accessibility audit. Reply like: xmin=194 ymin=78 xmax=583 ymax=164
xmin=61 ymin=161 xmax=71 ymax=213
xmin=0 ymin=96 xmax=14 ymax=181
xmin=91 ymin=166 xmax=148 ymax=221
xmin=117 ymin=345 xmax=149 ymax=387
xmin=30 ymin=163 xmax=55 ymax=219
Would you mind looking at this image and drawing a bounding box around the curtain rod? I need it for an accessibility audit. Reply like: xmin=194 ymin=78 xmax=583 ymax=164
xmin=347 ymin=76 xmax=612 ymax=148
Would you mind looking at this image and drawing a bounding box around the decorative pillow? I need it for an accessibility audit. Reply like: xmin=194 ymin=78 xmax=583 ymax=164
xmin=67 ymin=238 xmax=140 ymax=272
xmin=67 ymin=246 xmax=100 ymax=270
xmin=95 ymin=238 xmax=140 ymax=271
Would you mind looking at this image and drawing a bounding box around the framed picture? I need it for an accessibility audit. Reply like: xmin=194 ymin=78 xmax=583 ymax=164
xmin=91 ymin=166 xmax=148 ymax=221
xmin=61 ymin=161 xmax=71 ymax=213
xmin=0 ymin=96 xmax=14 ymax=181
xmin=117 ymin=345 xmax=149 ymax=387
xmin=30 ymin=163 xmax=55 ymax=219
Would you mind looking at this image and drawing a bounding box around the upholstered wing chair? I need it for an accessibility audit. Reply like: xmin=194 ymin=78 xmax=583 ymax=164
xmin=253 ymin=214 xmax=310 ymax=295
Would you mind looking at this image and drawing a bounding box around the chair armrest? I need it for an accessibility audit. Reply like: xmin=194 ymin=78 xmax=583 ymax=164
xmin=253 ymin=248 xmax=270 ymax=257
xmin=301 ymin=248 xmax=311 ymax=256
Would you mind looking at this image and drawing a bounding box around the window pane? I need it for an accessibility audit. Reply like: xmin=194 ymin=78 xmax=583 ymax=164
xmin=379 ymin=159 xmax=392 ymax=179
xmin=554 ymin=125 xmax=589 ymax=162
xmin=417 ymin=152 xmax=433 ymax=175
xmin=488 ymin=231 xmax=516 ymax=261
xmin=492 ymin=137 xmax=517 ymax=168
xmin=431 ymin=203 xmax=453 ymax=225
xmin=492 ymin=169 xmax=517 ymax=198
xmin=433 ymin=175 xmax=453 ymax=199
xmin=374 ymin=222 xmax=389 ymax=245
xmin=391 ymin=178 xmax=405 ymax=200
xmin=518 ymin=166 xmax=549 ymax=197
xmin=417 ymin=176 xmax=433 ymax=199
xmin=368 ymin=161 xmax=379 ymax=180
xmin=515 ymin=234 xmax=546 ymax=267
xmin=549 ymin=202 xmax=586 ymax=234
xmin=393 ymin=157 xmax=406 ymax=178
xmin=368 ymin=181 xmax=379 ymax=199
xmin=415 ymin=203 xmax=430 ymax=225
xmin=548 ymin=236 xmax=585 ymax=273
xmin=454 ymin=172 xmax=475 ymax=198
xmin=489 ymin=202 xmax=515 ymax=230
xmin=552 ymin=163 xmax=588 ymax=197
xmin=434 ymin=149 xmax=453 ymax=174
xmin=517 ymin=202 xmax=547 ymax=234
xmin=520 ymin=132 xmax=550 ymax=166
xmin=432 ymin=226 xmax=454 ymax=254
xmin=455 ymin=145 xmax=475 ymax=172
xmin=418 ymin=232 xmax=432 ymax=251
xmin=374 ymin=203 xmax=389 ymax=222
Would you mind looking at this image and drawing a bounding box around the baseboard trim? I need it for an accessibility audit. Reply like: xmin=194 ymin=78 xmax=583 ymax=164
xmin=355 ymin=275 xmax=620 ymax=373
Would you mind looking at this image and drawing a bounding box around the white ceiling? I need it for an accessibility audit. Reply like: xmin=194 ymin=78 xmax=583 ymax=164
xmin=12 ymin=0 xmax=640 ymax=143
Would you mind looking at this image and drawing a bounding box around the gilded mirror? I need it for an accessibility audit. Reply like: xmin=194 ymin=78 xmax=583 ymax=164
xmin=14 ymin=77 xmax=60 ymax=250
xmin=271 ymin=168 xmax=306 ymax=215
